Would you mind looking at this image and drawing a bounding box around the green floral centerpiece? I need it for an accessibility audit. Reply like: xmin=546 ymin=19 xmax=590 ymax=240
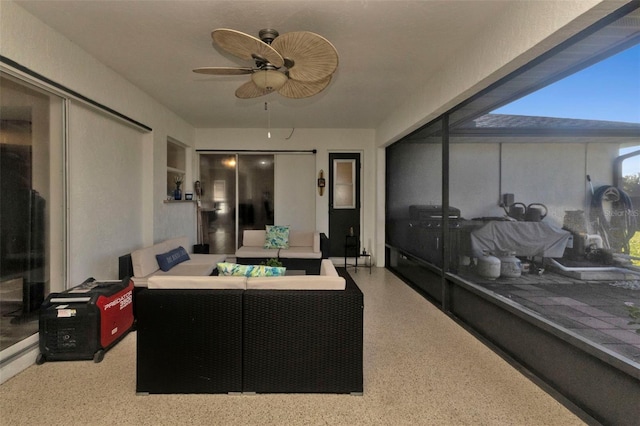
xmin=261 ymin=258 xmax=283 ymax=268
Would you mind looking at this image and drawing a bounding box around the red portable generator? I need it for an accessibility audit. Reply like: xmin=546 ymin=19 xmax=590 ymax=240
xmin=37 ymin=277 xmax=134 ymax=364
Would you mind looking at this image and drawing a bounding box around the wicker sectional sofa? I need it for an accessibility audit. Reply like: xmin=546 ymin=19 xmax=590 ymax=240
xmin=135 ymin=259 xmax=363 ymax=395
xmin=235 ymin=229 xmax=330 ymax=274
xmin=118 ymin=236 xmax=226 ymax=287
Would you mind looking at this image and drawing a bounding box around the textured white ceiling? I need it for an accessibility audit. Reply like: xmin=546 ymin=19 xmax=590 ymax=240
xmin=14 ymin=0 xmax=508 ymax=129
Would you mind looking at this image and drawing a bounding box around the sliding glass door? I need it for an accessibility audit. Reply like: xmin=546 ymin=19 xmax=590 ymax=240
xmin=0 ymin=73 xmax=65 ymax=353
xmin=198 ymin=153 xmax=274 ymax=254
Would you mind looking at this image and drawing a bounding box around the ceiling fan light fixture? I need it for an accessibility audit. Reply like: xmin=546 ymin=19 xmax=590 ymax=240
xmin=200 ymin=28 xmax=338 ymax=99
xmin=252 ymin=70 xmax=288 ymax=91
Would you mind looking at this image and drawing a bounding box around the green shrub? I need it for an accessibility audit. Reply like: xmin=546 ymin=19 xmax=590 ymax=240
xmin=624 ymin=302 xmax=640 ymax=334
xmin=629 ymin=232 xmax=640 ymax=265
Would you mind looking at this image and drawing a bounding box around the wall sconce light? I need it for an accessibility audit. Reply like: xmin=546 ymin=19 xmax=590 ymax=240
xmin=317 ymin=170 xmax=326 ymax=196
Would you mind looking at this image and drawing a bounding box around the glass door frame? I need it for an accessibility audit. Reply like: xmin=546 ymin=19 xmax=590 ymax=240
xmin=197 ymin=151 xmax=276 ymax=254
xmin=0 ymin=68 xmax=68 ymax=366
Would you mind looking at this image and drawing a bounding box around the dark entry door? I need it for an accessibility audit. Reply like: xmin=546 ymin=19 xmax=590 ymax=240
xmin=329 ymin=152 xmax=361 ymax=257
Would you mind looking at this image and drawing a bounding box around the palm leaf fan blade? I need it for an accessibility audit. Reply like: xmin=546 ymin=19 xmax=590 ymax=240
xmin=271 ymin=31 xmax=338 ymax=82
xmin=212 ymin=29 xmax=284 ymax=67
xmin=235 ymin=80 xmax=271 ymax=99
xmin=278 ymin=76 xmax=332 ymax=99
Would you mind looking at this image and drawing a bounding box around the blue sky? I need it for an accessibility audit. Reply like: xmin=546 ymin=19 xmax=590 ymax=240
xmin=494 ymin=43 xmax=640 ymax=176
xmin=494 ymin=43 xmax=640 ymax=123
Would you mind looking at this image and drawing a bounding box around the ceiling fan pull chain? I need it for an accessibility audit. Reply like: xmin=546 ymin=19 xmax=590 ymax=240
xmin=265 ymin=102 xmax=272 ymax=139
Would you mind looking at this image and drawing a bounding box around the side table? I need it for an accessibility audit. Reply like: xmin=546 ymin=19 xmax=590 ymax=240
xmin=344 ymin=235 xmax=360 ymax=269
xmin=344 ymin=235 xmax=372 ymax=273
xmin=359 ymin=252 xmax=372 ymax=274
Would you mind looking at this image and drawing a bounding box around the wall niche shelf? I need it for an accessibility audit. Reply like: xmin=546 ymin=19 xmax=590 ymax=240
xmin=167 ymin=138 xmax=187 ymax=198
xmin=163 ymin=200 xmax=196 ymax=204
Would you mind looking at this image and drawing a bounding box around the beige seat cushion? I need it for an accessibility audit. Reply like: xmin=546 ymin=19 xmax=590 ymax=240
xmin=148 ymin=275 xmax=247 ymax=290
xmin=236 ymin=246 xmax=279 ymax=258
xmin=163 ymin=236 xmax=190 ymax=252
xmin=246 ymin=276 xmax=345 ymax=290
xmin=278 ymin=246 xmax=322 ymax=259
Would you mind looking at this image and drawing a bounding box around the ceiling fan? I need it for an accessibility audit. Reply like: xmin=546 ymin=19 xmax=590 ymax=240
xmin=193 ymin=28 xmax=339 ymax=99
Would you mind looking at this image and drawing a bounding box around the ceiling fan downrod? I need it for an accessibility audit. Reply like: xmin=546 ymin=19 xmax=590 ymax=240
xmin=258 ymin=29 xmax=294 ymax=68
xmin=259 ymin=29 xmax=279 ymax=44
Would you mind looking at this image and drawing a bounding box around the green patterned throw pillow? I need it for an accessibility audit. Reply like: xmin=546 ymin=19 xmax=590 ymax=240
xmin=217 ymin=262 xmax=286 ymax=277
xmin=247 ymin=264 xmax=286 ymax=277
xmin=217 ymin=262 xmax=249 ymax=276
xmin=264 ymin=225 xmax=290 ymax=249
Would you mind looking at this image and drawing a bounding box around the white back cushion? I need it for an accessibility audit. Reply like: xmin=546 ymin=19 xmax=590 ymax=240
xmin=243 ymin=230 xmax=267 ymax=247
xmin=164 ymin=236 xmax=190 ymax=252
xmin=288 ymin=231 xmax=312 ymax=247
xmin=131 ymin=241 xmax=169 ymax=277
xmin=154 ymin=263 xmax=215 ymax=277
xmin=287 ymin=231 xmax=320 ymax=252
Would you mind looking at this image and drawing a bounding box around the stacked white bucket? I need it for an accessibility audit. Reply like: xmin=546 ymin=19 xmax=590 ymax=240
xmin=477 ymin=250 xmax=522 ymax=280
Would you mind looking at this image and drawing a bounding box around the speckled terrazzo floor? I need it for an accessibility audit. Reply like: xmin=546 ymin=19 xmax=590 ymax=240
xmin=0 ymin=267 xmax=585 ymax=426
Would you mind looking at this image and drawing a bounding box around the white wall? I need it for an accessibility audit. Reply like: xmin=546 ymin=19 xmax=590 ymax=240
xmin=195 ymin=128 xmax=376 ymax=259
xmin=390 ymin=141 xmax=619 ymax=228
xmin=1 ymin=1 xmax=198 ymax=286
xmin=500 ymin=143 xmax=586 ymax=224
xmin=275 ymin=154 xmax=316 ymax=230
xmin=452 ymin=142 xmax=618 ymax=227
xmin=67 ymin=102 xmax=145 ymax=281
xmin=1 ymin=0 xmax=200 ymax=381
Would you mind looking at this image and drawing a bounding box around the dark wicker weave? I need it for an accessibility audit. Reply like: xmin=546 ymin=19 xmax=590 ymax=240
xmin=279 ymin=257 xmax=322 ymax=274
xmin=135 ymin=269 xmax=363 ymax=394
xmin=236 ymin=233 xmax=331 ymax=275
xmin=235 ymin=256 xmax=322 ymax=275
xmin=243 ymin=275 xmax=363 ymax=394
xmin=136 ymin=289 xmax=244 ymax=394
